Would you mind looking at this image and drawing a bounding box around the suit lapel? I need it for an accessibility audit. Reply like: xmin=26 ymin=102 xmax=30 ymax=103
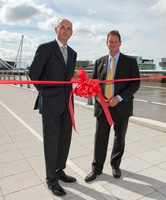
xmin=100 ymin=56 xmax=108 ymax=80
xmin=66 ymin=46 xmax=70 ymax=67
xmin=52 ymin=40 xmax=66 ymax=66
xmin=115 ymin=53 xmax=123 ymax=78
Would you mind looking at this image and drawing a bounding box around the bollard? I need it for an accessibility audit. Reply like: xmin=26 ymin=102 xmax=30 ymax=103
xmin=87 ymin=97 xmax=93 ymax=105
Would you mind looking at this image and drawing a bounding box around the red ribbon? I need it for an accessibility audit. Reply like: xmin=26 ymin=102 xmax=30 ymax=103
xmin=0 ymin=74 xmax=165 ymax=85
xmin=0 ymin=70 xmax=166 ymax=132
xmin=69 ymin=69 xmax=115 ymax=132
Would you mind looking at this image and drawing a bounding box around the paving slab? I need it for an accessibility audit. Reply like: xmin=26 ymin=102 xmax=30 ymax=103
xmin=0 ymin=85 xmax=165 ymax=200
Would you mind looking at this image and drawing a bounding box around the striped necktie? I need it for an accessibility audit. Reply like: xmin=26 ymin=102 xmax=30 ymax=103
xmin=105 ymin=57 xmax=114 ymax=99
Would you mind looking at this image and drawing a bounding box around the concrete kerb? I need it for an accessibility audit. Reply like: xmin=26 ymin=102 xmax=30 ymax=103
xmin=130 ymin=116 xmax=166 ymax=133
xmin=74 ymin=100 xmax=166 ymax=133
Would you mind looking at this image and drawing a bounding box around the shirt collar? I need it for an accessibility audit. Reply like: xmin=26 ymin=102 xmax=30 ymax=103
xmin=57 ymin=39 xmax=67 ymax=48
xmin=109 ymin=52 xmax=120 ymax=61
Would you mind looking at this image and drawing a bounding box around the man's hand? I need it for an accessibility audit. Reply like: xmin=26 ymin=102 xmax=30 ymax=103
xmin=108 ymin=96 xmax=120 ymax=107
xmin=97 ymin=95 xmax=120 ymax=107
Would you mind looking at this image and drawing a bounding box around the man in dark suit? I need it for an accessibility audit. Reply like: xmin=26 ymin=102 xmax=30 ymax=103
xmin=29 ymin=19 xmax=77 ymax=196
xmin=85 ymin=30 xmax=140 ymax=182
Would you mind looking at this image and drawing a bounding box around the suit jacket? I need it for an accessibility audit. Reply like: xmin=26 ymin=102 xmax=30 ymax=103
xmin=29 ymin=39 xmax=77 ymax=116
xmin=92 ymin=53 xmax=140 ymax=119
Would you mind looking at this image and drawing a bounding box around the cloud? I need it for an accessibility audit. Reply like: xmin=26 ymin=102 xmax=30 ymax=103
xmin=73 ymin=21 xmax=105 ymax=39
xmin=0 ymin=30 xmax=23 ymax=44
xmin=149 ymin=0 xmax=166 ymax=16
xmin=0 ymin=30 xmax=40 ymax=63
xmin=0 ymin=0 xmax=165 ymax=67
xmin=73 ymin=21 xmax=93 ymax=37
xmin=0 ymin=1 xmax=38 ymax=24
xmin=0 ymin=0 xmax=56 ymax=25
xmin=37 ymin=17 xmax=58 ymax=31
xmin=87 ymin=8 xmax=98 ymax=16
xmin=0 ymin=47 xmax=17 ymax=61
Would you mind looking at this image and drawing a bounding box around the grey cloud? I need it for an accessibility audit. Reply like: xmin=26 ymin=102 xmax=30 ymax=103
xmin=0 ymin=2 xmax=55 ymax=25
xmin=7 ymin=5 xmax=38 ymax=20
xmin=0 ymin=4 xmax=39 ymax=24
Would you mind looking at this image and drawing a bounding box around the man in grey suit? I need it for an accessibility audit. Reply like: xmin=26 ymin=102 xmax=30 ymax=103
xmin=29 ymin=19 xmax=77 ymax=196
xmin=85 ymin=30 xmax=140 ymax=182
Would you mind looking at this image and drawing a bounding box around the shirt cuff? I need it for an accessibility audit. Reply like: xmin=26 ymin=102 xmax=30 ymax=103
xmin=117 ymin=95 xmax=123 ymax=102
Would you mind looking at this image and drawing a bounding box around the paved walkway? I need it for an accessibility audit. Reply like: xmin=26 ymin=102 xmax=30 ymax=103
xmin=0 ymin=85 xmax=166 ymax=200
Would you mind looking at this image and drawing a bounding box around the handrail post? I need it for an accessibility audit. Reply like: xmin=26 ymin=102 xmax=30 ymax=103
xmin=17 ymin=70 xmax=23 ymax=87
xmin=24 ymin=70 xmax=30 ymax=88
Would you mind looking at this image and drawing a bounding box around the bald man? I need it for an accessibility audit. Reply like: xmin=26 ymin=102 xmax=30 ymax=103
xmin=29 ymin=19 xmax=77 ymax=196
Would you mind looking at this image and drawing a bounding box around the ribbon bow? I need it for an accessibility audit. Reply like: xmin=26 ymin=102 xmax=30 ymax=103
xmin=69 ymin=69 xmax=115 ymax=132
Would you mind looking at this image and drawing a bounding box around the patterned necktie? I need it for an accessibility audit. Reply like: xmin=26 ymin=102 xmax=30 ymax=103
xmin=105 ymin=57 xmax=115 ymax=99
xmin=61 ymin=46 xmax=67 ymax=64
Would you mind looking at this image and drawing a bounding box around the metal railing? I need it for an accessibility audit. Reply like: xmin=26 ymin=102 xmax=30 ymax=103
xmin=0 ymin=69 xmax=166 ymax=105
xmin=0 ymin=69 xmax=30 ymax=88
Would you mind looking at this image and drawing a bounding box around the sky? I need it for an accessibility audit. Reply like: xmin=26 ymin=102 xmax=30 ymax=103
xmin=0 ymin=0 xmax=166 ymax=69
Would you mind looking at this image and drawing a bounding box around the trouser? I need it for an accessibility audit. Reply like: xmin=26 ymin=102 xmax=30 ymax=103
xmin=42 ymin=109 xmax=72 ymax=187
xmin=92 ymin=110 xmax=129 ymax=172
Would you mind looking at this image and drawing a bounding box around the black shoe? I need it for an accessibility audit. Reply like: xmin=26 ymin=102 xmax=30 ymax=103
xmin=59 ymin=171 xmax=76 ymax=183
xmin=48 ymin=181 xmax=66 ymax=196
xmin=112 ymin=168 xmax=121 ymax=178
xmin=85 ymin=171 xmax=102 ymax=182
